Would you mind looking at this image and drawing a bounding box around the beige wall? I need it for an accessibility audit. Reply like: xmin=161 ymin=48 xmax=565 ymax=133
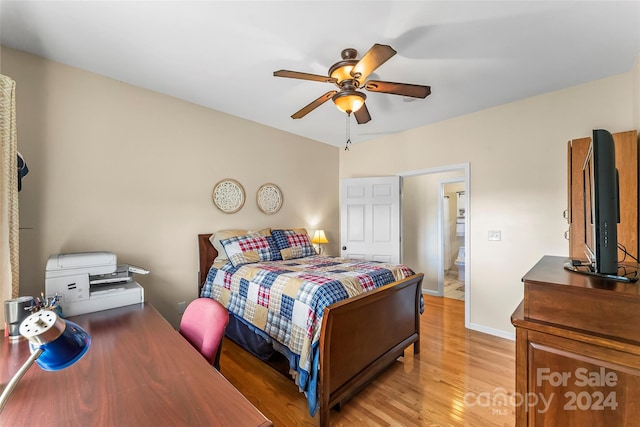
xmin=1 ymin=47 xmax=340 ymax=328
xmin=4 ymin=44 xmax=639 ymax=338
xmin=340 ymin=65 xmax=638 ymax=337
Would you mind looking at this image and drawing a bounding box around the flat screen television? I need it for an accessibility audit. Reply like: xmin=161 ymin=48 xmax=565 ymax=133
xmin=583 ymin=129 xmax=619 ymax=275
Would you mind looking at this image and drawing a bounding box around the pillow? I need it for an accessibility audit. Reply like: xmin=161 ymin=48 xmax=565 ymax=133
xmin=271 ymin=228 xmax=316 ymax=260
xmin=209 ymin=228 xmax=275 ymax=262
xmin=220 ymin=230 xmax=282 ymax=267
xmin=210 ymin=229 xmax=248 ymax=262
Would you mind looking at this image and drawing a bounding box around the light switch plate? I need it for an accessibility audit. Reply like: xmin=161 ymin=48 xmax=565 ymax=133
xmin=488 ymin=230 xmax=501 ymax=241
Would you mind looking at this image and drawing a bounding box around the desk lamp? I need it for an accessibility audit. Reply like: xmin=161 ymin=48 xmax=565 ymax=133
xmin=0 ymin=298 xmax=91 ymax=412
xmin=311 ymin=230 xmax=329 ymax=254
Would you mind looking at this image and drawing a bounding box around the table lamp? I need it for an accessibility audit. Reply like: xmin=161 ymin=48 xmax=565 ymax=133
xmin=311 ymin=229 xmax=329 ymax=254
xmin=0 ymin=308 xmax=91 ymax=412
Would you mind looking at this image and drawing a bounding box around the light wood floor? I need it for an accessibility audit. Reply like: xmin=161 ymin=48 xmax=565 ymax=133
xmin=219 ymin=295 xmax=516 ymax=426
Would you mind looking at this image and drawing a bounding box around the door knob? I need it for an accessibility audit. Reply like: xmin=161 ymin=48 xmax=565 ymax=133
xmin=342 ymin=246 xmax=347 ymax=250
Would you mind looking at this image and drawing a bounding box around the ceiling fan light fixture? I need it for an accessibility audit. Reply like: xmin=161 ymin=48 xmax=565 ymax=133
xmin=328 ymin=60 xmax=358 ymax=84
xmin=332 ymin=91 xmax=366 ymax=114
xmin=274 ymin=43 xmax=430 ymax=122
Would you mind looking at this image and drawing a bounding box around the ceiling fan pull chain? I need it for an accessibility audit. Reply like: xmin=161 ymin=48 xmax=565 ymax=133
xmin=345 ymin=113 xmax=351 ymax=151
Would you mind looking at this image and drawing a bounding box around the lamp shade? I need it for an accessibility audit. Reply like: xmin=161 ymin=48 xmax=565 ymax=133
xmin=311 ymin=230 xmax=329 ymax=245
xmin=332 ymin=91 xmax=366 ymax=114
xmin=0 ymin=310 xmax=91 ymax=412
xmin=329 ymin=64 xmax=355 ymax=83
xmin=20 ymin=310 xmax=91 ymax=371
xmin=328 ymin=55 xmax=358 ymax=84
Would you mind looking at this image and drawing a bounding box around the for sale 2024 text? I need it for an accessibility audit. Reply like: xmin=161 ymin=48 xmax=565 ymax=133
xmin=535 ymin=367 xmax=618 ymax=412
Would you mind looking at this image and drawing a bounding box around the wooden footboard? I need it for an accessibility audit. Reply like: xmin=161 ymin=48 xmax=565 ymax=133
xmin=318 ymin=272 xmax=423 ymax=427
xmin=197 ymin=233 xmax=423 ymax=426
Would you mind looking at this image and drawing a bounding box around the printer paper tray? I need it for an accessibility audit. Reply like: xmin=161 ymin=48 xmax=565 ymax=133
xmin=62 ymin=281 xmax=144 ymax=317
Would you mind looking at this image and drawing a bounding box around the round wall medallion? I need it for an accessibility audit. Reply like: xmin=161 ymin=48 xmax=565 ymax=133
xmin=212 ymin=179 xmax=245 ymax=213
xmin=256 ymin=183 xmax=283 ymax=214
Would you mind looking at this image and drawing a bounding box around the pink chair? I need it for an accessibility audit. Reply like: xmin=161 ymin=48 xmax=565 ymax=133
xmin=179 ymin=298 xmax=229 ymax=370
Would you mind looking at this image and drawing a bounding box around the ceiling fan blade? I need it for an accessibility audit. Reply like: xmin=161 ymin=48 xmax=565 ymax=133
xmin=350 ymin=44 xmax=396 ymax=84
xmin=364 ymin=80 xmax=431 ymax=98
xmin=354 ymin=103 xmax=371 ymax=124
xmin=274 ymin=70 xmax=337 ymax=84
xmin=291 ymin=91 xmax=337 ymax=119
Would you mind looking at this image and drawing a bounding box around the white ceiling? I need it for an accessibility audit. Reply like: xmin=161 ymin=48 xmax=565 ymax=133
xmin=1 ymin=1 xmax=639 ymax=148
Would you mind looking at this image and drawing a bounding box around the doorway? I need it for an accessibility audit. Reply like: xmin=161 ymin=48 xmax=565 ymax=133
xmin=400 ymin=163 xmax=469 ymax=327
xmin=442 ymin=180 xmax=465 ymax=300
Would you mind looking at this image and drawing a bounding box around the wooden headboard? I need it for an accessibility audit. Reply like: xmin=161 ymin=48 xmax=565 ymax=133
xmin=198 ymin=233 xmax=218 ymax=294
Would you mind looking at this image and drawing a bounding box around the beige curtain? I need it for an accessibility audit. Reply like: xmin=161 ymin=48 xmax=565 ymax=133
xmin=1 ymin=73 xmax=19 ymax=326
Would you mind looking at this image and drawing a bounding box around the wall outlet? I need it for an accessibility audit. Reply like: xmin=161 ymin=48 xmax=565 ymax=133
xmin=177 ymin=301 xmax=187 ymax=314
xmin=488 ymin=230 xmax=502 ymax=241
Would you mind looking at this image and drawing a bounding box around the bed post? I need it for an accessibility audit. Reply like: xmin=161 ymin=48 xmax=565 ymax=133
xmin=198 ymin=233 xmax=217 ymax=295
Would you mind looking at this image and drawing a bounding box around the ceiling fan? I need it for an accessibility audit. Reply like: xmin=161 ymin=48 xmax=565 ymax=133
xmin=274 ymin=43 xmax=431 ymax=124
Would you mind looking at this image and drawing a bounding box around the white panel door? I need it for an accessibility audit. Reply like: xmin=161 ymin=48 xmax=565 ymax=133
xmin=340 ymin=176 xmax=401 ymax=263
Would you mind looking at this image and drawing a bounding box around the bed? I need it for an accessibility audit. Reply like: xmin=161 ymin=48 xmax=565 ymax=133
xmin=197 ymin=231 xmax=424 ymax=427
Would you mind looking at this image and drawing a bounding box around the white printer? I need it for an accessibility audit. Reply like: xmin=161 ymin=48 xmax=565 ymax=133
xmin=45 ymin=252 xmax=147 ymax=316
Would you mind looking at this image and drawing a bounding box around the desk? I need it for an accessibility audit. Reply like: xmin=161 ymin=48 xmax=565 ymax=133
xmin=0 ymin=303 xmax=272 ymax=426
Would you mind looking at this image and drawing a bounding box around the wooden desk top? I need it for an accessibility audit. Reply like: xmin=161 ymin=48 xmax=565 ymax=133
xmin=0 ymin=303 xmax=272 ymax=426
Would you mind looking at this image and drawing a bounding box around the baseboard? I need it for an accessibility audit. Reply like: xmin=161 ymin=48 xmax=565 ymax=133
xmin=419 ymin=291 xmax=515 ymax=341
xmin=468 ymin=322 xmax=515 ymax=341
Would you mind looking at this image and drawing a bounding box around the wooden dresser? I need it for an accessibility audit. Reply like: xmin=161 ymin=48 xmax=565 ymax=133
xmin=511 ymin=256 xmax=640 ymax=426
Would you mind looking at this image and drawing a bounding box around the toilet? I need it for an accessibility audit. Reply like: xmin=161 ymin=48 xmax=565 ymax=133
xmin=454 ymin=246 xmax=465 ymax=281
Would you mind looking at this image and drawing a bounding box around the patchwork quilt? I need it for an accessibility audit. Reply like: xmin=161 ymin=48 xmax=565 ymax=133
xmin=200 ymin=255 xmax=415 ymax=414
